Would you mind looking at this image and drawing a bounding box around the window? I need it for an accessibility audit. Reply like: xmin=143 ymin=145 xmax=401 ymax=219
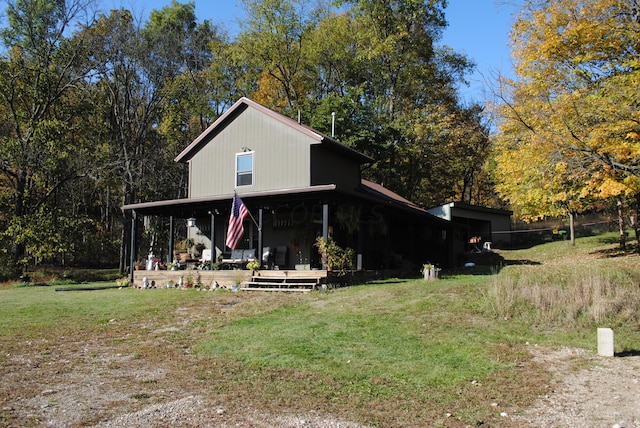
xmin=236 ymin=151 xmax=253 ymax=187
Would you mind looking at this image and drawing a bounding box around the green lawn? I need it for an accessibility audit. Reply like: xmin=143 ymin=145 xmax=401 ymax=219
xmin=1 ymin=231 xmax=639 ymax=426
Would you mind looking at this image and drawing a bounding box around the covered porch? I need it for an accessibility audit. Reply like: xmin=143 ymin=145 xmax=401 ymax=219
xmin=121 ymin=183 xmax=454 ymax=286
xmin=122 ymin=186 xmax=337 ymax=284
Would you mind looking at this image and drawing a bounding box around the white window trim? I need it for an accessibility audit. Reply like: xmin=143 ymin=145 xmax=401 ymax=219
xmin=235 ymin=151 xmax=254 ymax=188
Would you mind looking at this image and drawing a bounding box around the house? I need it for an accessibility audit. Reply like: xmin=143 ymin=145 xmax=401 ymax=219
xmin=122 ymin=97 xmax=454 ymax=281
xmin=428 ymin=202 xmax=512 ymax=253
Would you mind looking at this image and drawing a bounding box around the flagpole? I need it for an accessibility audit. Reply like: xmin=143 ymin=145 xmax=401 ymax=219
xmin=245 ymin=208 xmax=261 ymax=231
xmin=235 ymin=192 xmax=261 ymax=231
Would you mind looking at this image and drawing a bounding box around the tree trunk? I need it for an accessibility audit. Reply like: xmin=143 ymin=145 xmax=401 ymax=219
xmin=617 ymin=198 xmax=626 ymax=250
xmin=569 ymin=211 xmax=575 ymax=246
xmin=119 ymin=213 xmax=128 ymax=274
xmin=633 ymin=193 xmax=640 ymax=252
xmin=10 ymin=169 xmax=28 ymax=267
xmin=119 ymin=182 xmax=136 ymax=274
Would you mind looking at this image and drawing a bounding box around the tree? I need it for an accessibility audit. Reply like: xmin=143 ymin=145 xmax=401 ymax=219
xmin=493 ymin=0 xmax=640 ymax=248
xmin=398 ymin=103 xmax=494 ymax=207
xmin=235 ymin=0 xmax=483 ymax=207
xmin=327 ymin=0 xmax=482 ymax=207
xmin=81 ymin=7 xmax=183 ymax=271
xmin=0 ymin=0 xmax=96 ymax=271
xmin=494 ymin=126 xmax=599 ymax=244
xmin=80 ymin=2 xmax=234 ymax=271
xmin=235 ymin=0 xmax=316 ymax=113
xmin=155 ymin=3 xmax=235 ymax=154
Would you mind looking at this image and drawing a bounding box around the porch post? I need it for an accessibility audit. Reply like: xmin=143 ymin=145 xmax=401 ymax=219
xmin=209 ymin=211 xmax=215 ymax=261
xmin=129 ymin=210 xmax=137 ymax=284
xmin=322 ymin=203 xmax=329 ymax=270
xmin=257 ymin=208 xmax=263 ymax=265
xmin=357 ymin=227 xmax=364 ymax=271
xmin=322 ymin=203 xmax=329 ymax=241
xmin=168 ymin=215 xmax=174 ymax=264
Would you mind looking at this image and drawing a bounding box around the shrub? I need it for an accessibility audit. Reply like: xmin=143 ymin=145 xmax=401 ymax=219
xmin=115 ymin=277 xmax=130 ymax=287
xmin=314 ymin=236 xmax=354 ymax=275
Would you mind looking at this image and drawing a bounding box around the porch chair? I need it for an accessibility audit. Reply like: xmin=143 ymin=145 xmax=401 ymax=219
xmin=274 ymin=245 xmax=288 ymax=268
xmin=200 ymin=247 xmax=222 ymax=263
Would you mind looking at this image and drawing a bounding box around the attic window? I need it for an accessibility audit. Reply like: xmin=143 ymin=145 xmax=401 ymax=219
xmin=236 ymin=151 xmax=254 ymax=187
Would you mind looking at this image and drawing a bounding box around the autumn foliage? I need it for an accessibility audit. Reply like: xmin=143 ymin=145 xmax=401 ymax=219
xmin=493 ymin=0 xmax=640 ymax=246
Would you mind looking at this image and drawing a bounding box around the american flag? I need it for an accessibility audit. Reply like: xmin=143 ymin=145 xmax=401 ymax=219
xmin=225 ymin=193 xmax=249 ymax=250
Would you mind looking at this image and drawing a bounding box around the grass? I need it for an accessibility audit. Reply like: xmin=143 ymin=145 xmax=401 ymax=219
xmin=0 ymin=282 xmax=210 ymax=337
xmin=201 ymin=281 xmax=503 ymax=386
xmin=487 ymin=233 xmax=640 ymax=350
xmin=1 ymin=231 xmax=639 ymax=426
xmin=196 ymin=279 xmax=531 ymax=424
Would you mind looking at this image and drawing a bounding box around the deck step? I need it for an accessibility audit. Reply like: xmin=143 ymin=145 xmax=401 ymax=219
xmin=245 ymin=281 xmax=314 ymax=286
xmin=244 ymin=271 xmax=324 ymax=292
xmin=240 ymin=285 xmax=312 ymax=292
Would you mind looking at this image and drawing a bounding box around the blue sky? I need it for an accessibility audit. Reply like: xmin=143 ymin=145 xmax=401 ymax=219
xmin=104 ymin=0 xmax=517 ymax=102
xmin=441 ymin=1 xmax=516 ymax=102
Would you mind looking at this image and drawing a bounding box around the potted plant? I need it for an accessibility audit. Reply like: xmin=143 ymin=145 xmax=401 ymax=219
xmin=184 ymin=272 xmax=194 ymax=288
xmin=246 ymin=260 xmax=261 ymax=271
xmin=177 ymin=238 xmax=194 ymax=262
xmin=232 ymin=274 xmax=242 ymax=291
xmin=314 ymin=236 xmax=355 ymax=275
xmin=183 ymin=238 xmax=194 ymax=249
xmin=421 ymin=263 xmax=439 ymax=280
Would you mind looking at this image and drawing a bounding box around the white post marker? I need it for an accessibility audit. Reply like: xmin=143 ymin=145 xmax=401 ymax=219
xmin=597 ymin=328 xmax=614 ymax=357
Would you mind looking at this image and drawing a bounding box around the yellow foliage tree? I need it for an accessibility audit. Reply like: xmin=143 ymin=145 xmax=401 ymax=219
xmin=493 ymin=0 xmax=640 ymax=247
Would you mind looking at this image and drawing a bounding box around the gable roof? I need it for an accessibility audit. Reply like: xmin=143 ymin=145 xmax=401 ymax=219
xmin=174 ymin=97 xmax=374 ymax=164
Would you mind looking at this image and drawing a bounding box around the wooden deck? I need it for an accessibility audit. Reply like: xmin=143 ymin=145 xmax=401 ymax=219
xmin=132 ymin=269 xmax=251 ymax=289
xmin=131 ymin=269 xmax=327 ymax=292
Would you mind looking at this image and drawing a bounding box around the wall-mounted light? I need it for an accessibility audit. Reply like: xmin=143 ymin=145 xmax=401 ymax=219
xmin=241 ymin=146 xmax=251 ymax=152
xmin=187 ymin=217 xmax=197 ymax=227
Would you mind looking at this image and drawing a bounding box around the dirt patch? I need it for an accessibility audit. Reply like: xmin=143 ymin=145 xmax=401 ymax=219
xmin=512 ymin=346 xmax=640 ymax=428
xmin=0 ymin=292 xmax=369 ymax=428
xmin=0 ymin=334 xmax=368 ymax=427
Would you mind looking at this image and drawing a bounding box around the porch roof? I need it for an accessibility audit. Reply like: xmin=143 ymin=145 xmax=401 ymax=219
xmin=121 ymin=180 xmax=448 ymax=227
xmin=357 ymin=180 xmax=450 ymax=226
xmin=121 ymin=184 xmax=337 ymax=217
